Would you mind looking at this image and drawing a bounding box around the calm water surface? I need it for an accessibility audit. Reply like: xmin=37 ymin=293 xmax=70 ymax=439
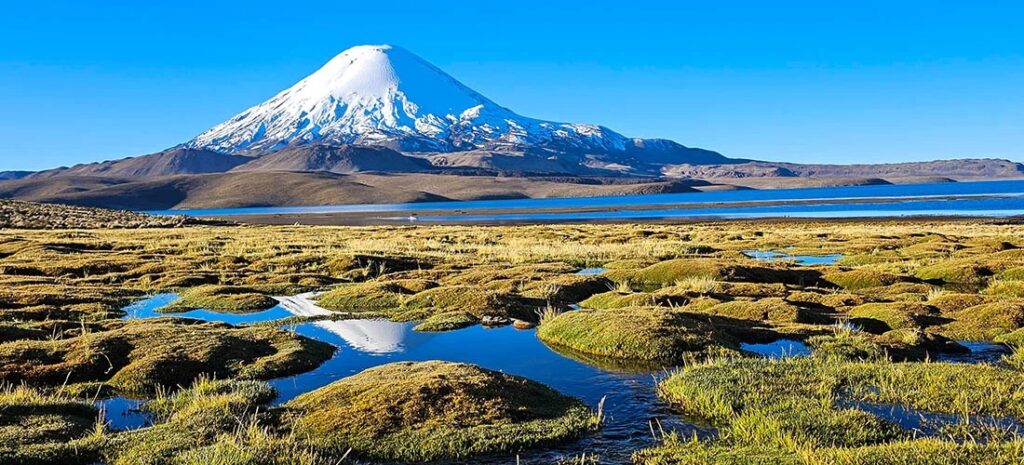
xmin=111 ymin=295 xmax=713 ymax=463
xmin=743 ymin=250 xmax=843 ymax=266
xmin=107 ymin=293 xmax=1016 ymax=461
xmin=148 ymin=180 xmax=1024 ymax=222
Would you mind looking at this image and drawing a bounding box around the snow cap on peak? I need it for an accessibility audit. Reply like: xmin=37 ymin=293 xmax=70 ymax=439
xmin=187 ymin=44 xmax=628 ymax=154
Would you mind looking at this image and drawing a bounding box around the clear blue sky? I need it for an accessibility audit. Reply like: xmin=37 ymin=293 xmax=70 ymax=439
xmin=2 ymin=1 xmax=1022 ymax=171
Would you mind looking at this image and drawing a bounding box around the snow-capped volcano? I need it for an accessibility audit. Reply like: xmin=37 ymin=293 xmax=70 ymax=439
xmin=187 ymin=45 xmax=642 ymax=154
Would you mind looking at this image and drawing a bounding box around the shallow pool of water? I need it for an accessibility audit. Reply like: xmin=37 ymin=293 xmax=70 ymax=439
xmin=121 ymin=293 xmax=294 ymax=324
xmin=108 ymin=293 xmax=1013 ymax=462
xmin=99 ymin=397 xmax=151 ymax=431
xmin=740 ymin=339 xmax=813 ymax=358
xmin=937 ymin=341 xmax=1012 ymax=364
xmin=841 ymin=400 xmax=1021 ymax=437
xmin=576 ymin=267 xmax=608 ymax=275
xmin=271 ymin=319 xmax=713 ymax=463
xmin=110 ymin=295 xmax=713 ymax=462
xmin=743 ymin=250 xmax=843 ymax=266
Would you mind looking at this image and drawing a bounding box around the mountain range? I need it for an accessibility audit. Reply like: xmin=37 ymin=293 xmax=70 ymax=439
xmin=4 ymin=44 xmax=1023 ymax=210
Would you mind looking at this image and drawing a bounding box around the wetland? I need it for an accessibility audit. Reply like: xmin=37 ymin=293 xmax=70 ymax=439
xmin=2 ymin=219 xmax=1024 ymax=464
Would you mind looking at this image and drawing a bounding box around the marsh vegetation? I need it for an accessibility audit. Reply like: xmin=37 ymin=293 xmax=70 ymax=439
xmin=1 ymin=218 xmax=1024 ymax=463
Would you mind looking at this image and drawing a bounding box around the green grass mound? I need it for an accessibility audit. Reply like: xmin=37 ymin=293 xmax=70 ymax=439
xmin=536 ymin=307 xmax=738 ymax=365
xmin=650 ymin=356 xmax=1024 ymax=465
xmin=858 ymin=282 xmax=934 ymax=300
xmin=824 ymin=269 xmax=901 ymax=290
xmin=578 ymin=291 xmax=687 ymax=310
xmin=664 ymin=357 xmax=1024 ymax=424
xmin=160 ymin=286 xmax=278 ymax=314
xmin=994 ymin=328 xmax=1024 ymax=347
xmin=787 ymin=291 xmax=867 ymax=309
xmin=941 ymin=301 xmax=1024 ymax=341
xmin=928 ymin=293 xmax=995 ymax=314
xmin=696 ymin=298 xmax=806 ymax=323
xmin=326 ymin=254 xmax=427 ymax=279
xmin=635 ymin=436 xmax=1024 ymax=465
xmin=628 ymin=259 xmax=724 ymax=289
xmin=0 ymin=284 xmax=140 ymax=318
xmin=0 ymin=319 xmax=334 ymax=395
xmin=985 ymin=280 xmax=1024 ymax=298
xmin=847 ymin=302 xmax=938 ymax=333
xmin=915 ymin=261 xmax=991 ymax=284
xmin=316 ymin=281 xmax=408 ymax=311
xmin=283 ymin=361 xmax=599 ymax=462
xmin=808 ymin=330 xmax=886 ymax=361
xmin=106 ymin=378 xmax=287 ymax=465
xmin=708 ymin=282 xmax=789 ymax=298
xmin=0 ymin=384 xmax=102 ymax=465
xmin=413 ymin=311 xmax=478 ymax=332
xmin=520 ymin=275 xmax=611 ymax=304
xmin=999 ymin=267 xmax=1024 ymax=281
xmin=404 ymin=285 xmax=528 ymax=320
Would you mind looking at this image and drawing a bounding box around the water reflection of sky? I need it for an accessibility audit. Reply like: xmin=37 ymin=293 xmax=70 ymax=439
xmin=112 ymin=296 xmax=713 ymax=463
xmin=744 ymin=250 xmax=843 ymax=266
xmin=108 ymin=291 xmax=1018 ymax=462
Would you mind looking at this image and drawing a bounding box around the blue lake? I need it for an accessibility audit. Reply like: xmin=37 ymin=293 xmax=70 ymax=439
xmin=148 ymin=180 xmax=1024 ymax=222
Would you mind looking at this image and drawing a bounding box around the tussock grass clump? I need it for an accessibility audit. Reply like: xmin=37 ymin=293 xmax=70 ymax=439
xmin=696 ymin=298 xmax=806 ymax=323
xmin=787 ymin=291 xmax=866 ymax=309
xmin=520 ymin=274 xmax=611 ymax=304
xmin=940 ymin=301 xmax=1024 ymax=341
xmin=107 ymin=378 xmax=283 ymax=465
xmin=326 ymin=253 xmax=426 ymax=279
xmin=846 ymin=302 xmax=938 ymax=333
xmin=915 ymin=261 xmax=991 ymax=284
xmin=315 ymin=281 xmax=408 ymax=311
xmin=999 ymin=267 xmax=1024 ymax=281
xmin=536 ymin=307 xmax=738 ymax=365
xmin=808 ymin=329 xmax=885 ymax=361
xmin=994 ymin=328 xmax=1024 ymax=347
xmin=0 ymin=319 xmax=334 ymax=395
xmin=283 ymin=361 xmax=599 ymax=462
xmin=647 ymin=356 xmax=1024 ymax=465
xmin=577 ymin=291 xmax=685 ymax=310
xmin=404 ymin=285 xmax=527 ymax=320
xmin=927 ymin=292 xmax=994 ymax=314
xmin=985 ymin=279 xmax=1024 ymax=298
xmin=160 ymin=285 xmax=278 ymax=314
xmin=0 ymin=384 xmax=103 ymax=465
xmin=628 ymin=259 xmax=724 ymax=289
xmin=824 ymin=269 xmax=901 ymax=290
xmin=807 ymin=438 xmax=1024 ymax=465
xmin=413 ymin=311 xmax=478 ymax=332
